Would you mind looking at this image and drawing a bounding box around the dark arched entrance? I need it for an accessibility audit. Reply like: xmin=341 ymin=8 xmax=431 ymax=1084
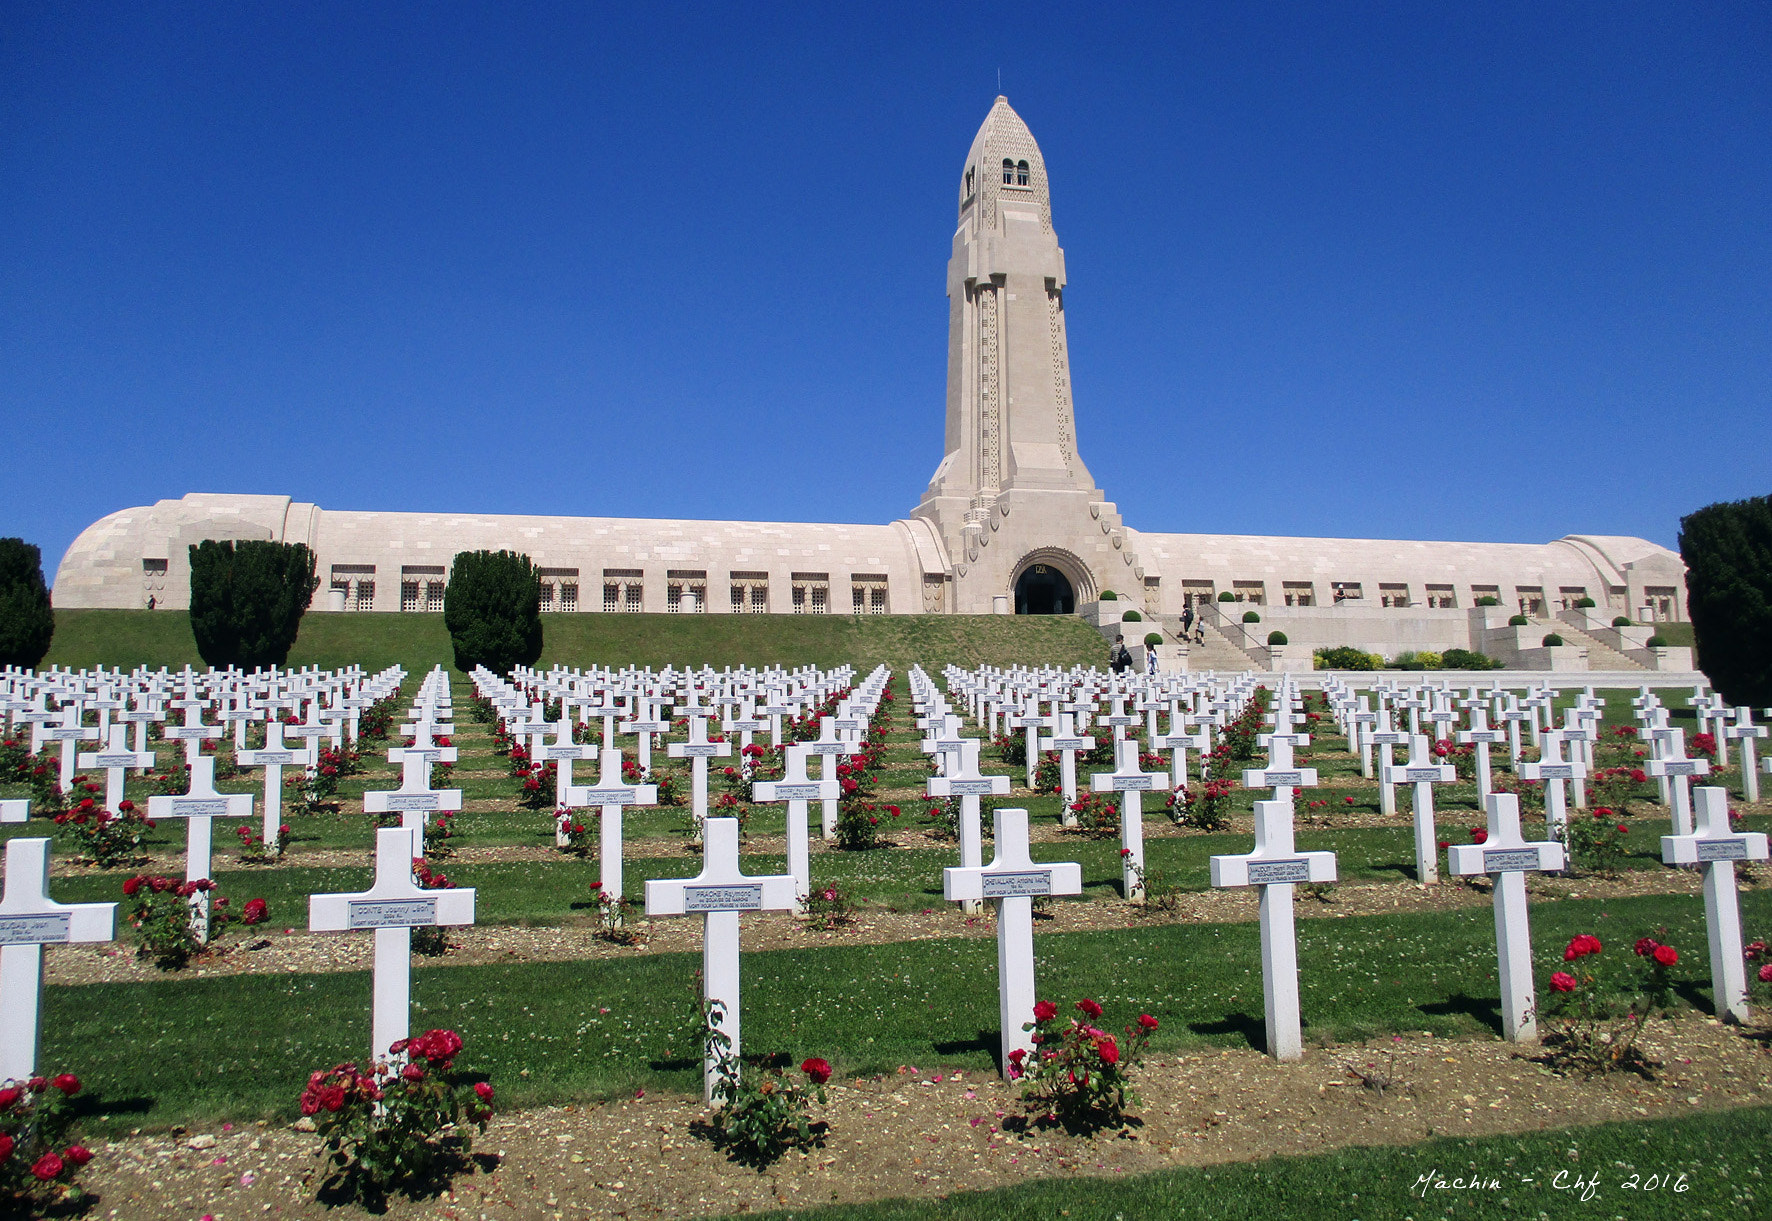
xmin=1015 ymin=563 xmax=1074 ymax=615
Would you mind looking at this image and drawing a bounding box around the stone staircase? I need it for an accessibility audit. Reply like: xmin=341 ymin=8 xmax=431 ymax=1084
xmin=1151 ymin=614 xmax=1263 ymax=672
xmin=1537 ymin=621 xmax=1647 ymax=671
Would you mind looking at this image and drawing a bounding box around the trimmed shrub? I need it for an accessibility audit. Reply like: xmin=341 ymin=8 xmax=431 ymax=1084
xmin=1266 ymin=631 xmax=1287 ymax=646
xmin=444 ymin=550 xmax=543 ymax=675
xmin=1217 ymin=591 xmax=1236 ymax=602
xmin=1441 ymin=648 xmax=1501 ymax=670
xmin=1121 ymin=609 xmax=1142 ymax=622
xmin=1612 ymin=615 xmax=1633 ymax=627
xmin=1542 ymin=633 xmax=1565 ymax=647
xmin=1143 ymin=632 xmax=1163 ymax=648
xmin=1241 ymin=610 xmax=1260 ymax=623
xmin=1646 ymin=634 xmax=1668 ymax=648
xmin=0 ymin=538 xmax=54 ymax=669
xmin=1508 ymin=614 xmax=1529 ymax=626
xmin=188 ymin=540 xmax=318 ymax=669
xmin=1098 ymin=590 xmax=1117 ymax=601
xmin=1314 ymin=645 xmax=1378 ymax=671
xmin=1475 ymin=595 xmax=1501 ymax=607
xmin=1574 ymin=596 xmax=1596 ymax=608
xmin=1680 ymin=494 xmax=1772 ymax=705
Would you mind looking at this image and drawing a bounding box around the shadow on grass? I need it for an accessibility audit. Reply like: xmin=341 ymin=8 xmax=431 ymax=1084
xmin=1187 ymin=1010 xmax=1266 ymax=1054
xmin=314 ymin=1144 xmax=499 ymax=1214
xmin=1672 ymin=978 xmax=1716 ymax=1017
xmin=933 ymin=1028 xmax=1003 ymax=1063
xmin=1418 ymin=992 xmax=1504 ymax=1038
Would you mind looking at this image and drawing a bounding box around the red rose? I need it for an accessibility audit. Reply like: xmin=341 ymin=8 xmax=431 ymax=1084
xmin=63 ymin=1145 xmax=92 ymax=1166
xmin=1759 ymin=964 xmax=1772 ymax=983
xmin=1550 ymin=972 xmax=1578 ymax=992
xmin=26 ymin=1077 xmax=46 ymax=1093
xmin=31 ymin=1152 xmax=63 ymax=1181
xmin=401 ymin=1063 xmax=424 ymax=1081
xmin=1344 ymin=796 xmax=1354 ymax=805
xmin=474 ymin=1081 xmax=494 ymax=1102
xmin=1635 ymin=938 xmax=1659 ymax=957
xmin=1617 ymin=825 xmax=1629 ymax=835
xmin=1076 ymin=998 xmax=1103 ymax=1018
xmin=1137 ymin=1013 xmax=1159 ymax=1032
xmin=51 ymin=1073 xmax=79 ymax=1095
xmin=320 ymin=1085 xmax=346 ymax=1112
xmin=1032 ymin=1000 xmax=1058 ymax=1023
xmin=0 ymin=1133 xmax=12 ymax=1160
xmin=1006 ymin=1047 xmax=1026 ymax=1065
xmin=0 ymin=1088 xmax=17 ymax=1111
xmin=801 ymin=1057 xmax=833 ymax=1085
xmin=1653 ymin=944 xmax=1678 ymax=966
xmin=1470 ymin=828 xmax=1488 ymax=843
xmin=1096 ymin=1036 xmax=1120 ymax=1066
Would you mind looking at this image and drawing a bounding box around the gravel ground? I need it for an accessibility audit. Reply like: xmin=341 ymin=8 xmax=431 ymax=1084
xmin=68 ymin=1013 xmax=1772 ymax=1219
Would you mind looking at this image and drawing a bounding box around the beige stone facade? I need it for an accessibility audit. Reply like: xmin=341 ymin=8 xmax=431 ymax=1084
xmin=54 ymin=98 xmax=1686 ymax=628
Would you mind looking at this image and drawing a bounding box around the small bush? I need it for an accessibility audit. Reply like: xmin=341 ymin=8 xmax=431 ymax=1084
xmin=1574 ymin=596 xmax=1596 ymax=608
xmin=1266 ymin=631 xmax=1287 ymax=646
xmin=1508 ymin=614 xmax=1529 ymax=626
xmin=1612 ymin=615 xmax=1633 ymax=627
xmin=1098 ymin=590 xmax=1117 ymax=601
xmin=1314 ymin=645 xmax=1378 ymax=671
xmin=1475 ymin=595 xmax=1501 ymax=606
xmin=1013 ymin=998 xmax=1157 ymax=1132
xmin=0 ymin=1072 xmax=93 ymax=1209
xmin=1241 ymin=610 xmax=1260 ymax=623
xmin=1143 ymin=632 xmax=1162 ymax=647
xmin=1542 ymin=633 xmax=1565 ymax=647
xmin=703 ymin=1001 xmax=829 ymax=1165
xmin=1646 ymin=634 xmax=1668 ymax=648
xmin=1217 ymin=591 xmax=1236 ymax=602
xmin=1441 ymin=648 xmax=1501 ymax=670
xmin=1121 ymin=609 xmax=1142 ymax=622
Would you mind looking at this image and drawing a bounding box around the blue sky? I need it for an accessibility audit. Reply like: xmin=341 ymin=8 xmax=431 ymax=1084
xmin=3 ymin=2 xmax=1768 ymax=586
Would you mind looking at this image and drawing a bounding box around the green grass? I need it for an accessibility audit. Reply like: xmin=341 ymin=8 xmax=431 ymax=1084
xmin=735 ymin=1106 xmax=1772 ymax=1220
xmin=41 ymin=889 xmax=1772 ymax=1132
xmin=43 ymin=609 xmax=1108 ymax=674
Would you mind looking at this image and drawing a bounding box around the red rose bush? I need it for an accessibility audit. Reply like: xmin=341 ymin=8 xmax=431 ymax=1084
xmin=0 ymin=1071 xmax=93 ymax=1208
xmin=1014 ymin=997 xmax=1158 ymax=1130
xmin=1541 ymin=930 xmax=1679 ymax=1074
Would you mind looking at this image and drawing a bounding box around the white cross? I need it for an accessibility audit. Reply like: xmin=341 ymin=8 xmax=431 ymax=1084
xmin=1368 ymin=707 xmax=1410 ymax=817
xmin=1447 ymin=792 xmax=1565 ymax=1043
xmin=567 ymin=748 xmax=658 ymax=900
xmin=1723 ymin=708 xmax=1766 ymax=804
xmin=145 ymin=755 xmax=254 ymax=943
xmin=1244 ymin=730 xmax=1318 ymax=804
xmin=1038 ymin=712 xmax=1095 ymax=813
xmin=802 ymin=717 xmax=851 ymax=841
xmin=1209 ymin=800 xmax=1337 ymax=1061
xmin=927 ymin=738 xmax=1012 ymax=915
xmin=1151 ymin=716 xmax=1207 ymax=795
xmin=1520 ymin=730 xmax=1586 ymax=838
xmin=644 ymin=818 xmax=797 ymax=1102
xmin=362 ymin=742 xmax=462 ymax=857
xmin=667 ymin=713 xmax=731 ymax=838
xmin=1661 ymin=787 xmax=1770 ymax=1025
xmin=1381 ymin=734 xmax=1456 ymax=883
xmin=1348 ymin=698 xmax=1378 ymax=778
xmin=76 ymin=724 xmax=154 ymax=812
xmin=1644 ymin=727 xmax=1709 ymax=836
xmin=619 ymin=696 xmax=671 ymax=772
xmin=1498 ymin=696 xmax=1533 ymax=768
xmin=164 ymin=700 xmax=224 ymax=767
xmin=1456 ymin=704 xmax=1506 ymax=800
xmin=309 ymin=827 xmax=476 ymax=1069
xmin=751 ymin=744 xmax=838 ymax=912
xmin=538 ymin=714 xmax=598 ymax=848
xmin=35 ymin=707 xmax=98 ymax=792
xmin=942 ymin=807 xmax=1082 ymax=1076
xmin=0 ymin=838 xmax=115 ymax=1082
xmin=236 ymin=719 xmax=303 ymax=857
xmin=1091 ymin=737 xmax=1171 ymax=902
xmin=1009 ymin=699 xmax=1054 ymax=789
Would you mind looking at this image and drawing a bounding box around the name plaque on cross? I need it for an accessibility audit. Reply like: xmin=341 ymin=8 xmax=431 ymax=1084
xmin=347 ymin=897 xmax=440 ymax=929
xmin=768 ymin=783 xmax=825 ymax=801
xmin=1482 ymin=848 xmax=1544 ymax=873
xmin=685 ymin=883 xmax=764 ymax=911
xmin=245 ymin=751 xmax=296 ymax=765
xmin=164 ymin=797 xmax=230 ymax=817
xmin=1107 ymin=775 xmax=1155 ymax=791
xmin=1532 ymin=763 xmax=1576 ymax=780
xmin=1246 ymin=859 xmax=1313 ymax=885
xmin=544 ymin=745 xmax=586 ymax=760
xmin=91 ymin=753 xmax=141 ymax=768
xmin=1403 ymin=767 xmax=1449 ymax=782
xmin=1695 ymin=839 xmax=1749 ymax=862
xmin=1259 ymin=770 xmax=1304 ymax=786
xmin=1657 ymin=760 xmax=1703 ymax=776
xmin=678 ymin=743 xmax=723 ymax=757
xmin=381 ymin=793 xmax=440 ymax=811
xmin=982 ymin=871 xmax=1053 ymax=898
xmin=0 ymin=912 xmax=72 ymax=944
xmin=946 ymin=778 xmax=1000 ymax=795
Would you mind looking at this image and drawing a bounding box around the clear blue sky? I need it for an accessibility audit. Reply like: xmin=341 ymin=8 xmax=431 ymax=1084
xmin=4 ymin=2 xmax=1768 ymax=586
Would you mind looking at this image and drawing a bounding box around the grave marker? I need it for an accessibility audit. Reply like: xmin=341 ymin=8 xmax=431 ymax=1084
xmin=1661 ymin=788 xmax=1770 ymax=1024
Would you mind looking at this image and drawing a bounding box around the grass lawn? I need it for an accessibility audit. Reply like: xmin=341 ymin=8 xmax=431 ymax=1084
xmin=738 ymin=1105 xmax=1771 ymax=1220
xmin=41 ymin=889 xmax=1772 ymax=1132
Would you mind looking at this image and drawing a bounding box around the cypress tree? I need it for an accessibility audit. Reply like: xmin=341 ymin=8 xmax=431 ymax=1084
xmin=188 ymin=539 xmax=319 ymax=669
xmin=0 ymin=538 xmax=55 ymax=669
xmin=443 ymin=550 xmax=543 ymax=674
xmin=1679 ymin=494 xmax=1772 ymax=707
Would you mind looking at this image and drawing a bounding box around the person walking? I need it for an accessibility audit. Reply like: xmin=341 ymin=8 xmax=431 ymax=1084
xmin=1110 ymin=634 xmax=1132 ymax=673
xmin=1180 ymin=603 xmax=1195 ymax=641
xmin=1145 ymin=641 xmax=1160 ymax=676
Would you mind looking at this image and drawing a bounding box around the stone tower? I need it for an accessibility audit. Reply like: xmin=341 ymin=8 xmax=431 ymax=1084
xmin=915 ymin=97 xmax=1144 ymax=614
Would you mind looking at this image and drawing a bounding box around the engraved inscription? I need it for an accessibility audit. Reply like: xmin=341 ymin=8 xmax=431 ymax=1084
xmin=684 ymin=884 xmax=763 ymax=912
xmin=1695 ymin=839 xmax=1749 ymax=861
xmin=1247 ymin=859 xmax=1312 ymax=885
xmin=0 ymin=912 xmax=72 ymax=944
xmin=982 ymin=871 xmax=1052 ymax=898
xmin=347 ymin=898 xmax=438 ymax=929
xmin=1484 ymin=848 xmax=1544 ymax=873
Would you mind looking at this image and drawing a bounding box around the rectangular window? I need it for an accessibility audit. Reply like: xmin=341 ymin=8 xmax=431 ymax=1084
xmin=1558 ymin=586 xmax=1588 ymax=610
xmin=355 ymin=581 xmax=374 ymax=611
xmin=1379 ymin=582 xmax=1410 ymax=608
xmin=1645 ymin=585 xmax=1679 ymax=621
xmin=1425 ymin=583 xmax=1456 ymax=609
xmin=730 ymin=571 xmax=769 ymax=614
xmin=625 ymin=584 xmax=643 ymax=613
xmin=1515 ymin=586 xmax=1544 ymax=616
xmin=539 ymin=583 xmax=555 ymax=609
xmin=560 ymin=583 xmax=577 ymax=612
xmin=851 ymin=574 xmax=888 ymax=615
xmin=425 ymin=581 xmax=446 ymax=612
xmin=1471 ymin=584 xmax=1500 ymax=606
xmin=401 ymin=582 xmax=420 ymax=613
xmin=603 ymin=569 xmax=643 ymax=613
xmin=1181 ymin=579 xmax=1214 ymax=606
xmin=791 ymin=572 xmax=830 ymax=615
xmin=1281 ymin=581 xmax=1315 ymax=607
xmin=537 ymin=568 xmax=579 ymax=613
xmin=1232 ymin=580 xmax=1265 ymax=605
xmin=1331 ymin=582 xmax=1363 ymax=602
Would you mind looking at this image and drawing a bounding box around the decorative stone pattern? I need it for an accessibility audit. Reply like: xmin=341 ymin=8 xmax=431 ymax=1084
xmin=1048 ymin=288 xmax=1075 ymax=478
xmin=977 ymin=283 xmax=1001 ymax=491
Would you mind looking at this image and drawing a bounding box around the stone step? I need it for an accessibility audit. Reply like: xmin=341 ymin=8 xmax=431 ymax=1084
xmin=1535 ymin=621 xmax=1647 ymax=671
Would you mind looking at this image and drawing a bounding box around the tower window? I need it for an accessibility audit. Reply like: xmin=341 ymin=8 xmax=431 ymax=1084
xmin=1002 ymin=158 xmax=1015 ymax=184
xmin=1016 ymin=159 xmax=1029 ymax=186
xmin=964 ymin=167 xmax=974 ymax=196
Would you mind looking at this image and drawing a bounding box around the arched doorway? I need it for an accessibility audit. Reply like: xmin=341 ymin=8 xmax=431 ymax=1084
xmin=1015 ymin=563 xmax=1074 ymax=615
